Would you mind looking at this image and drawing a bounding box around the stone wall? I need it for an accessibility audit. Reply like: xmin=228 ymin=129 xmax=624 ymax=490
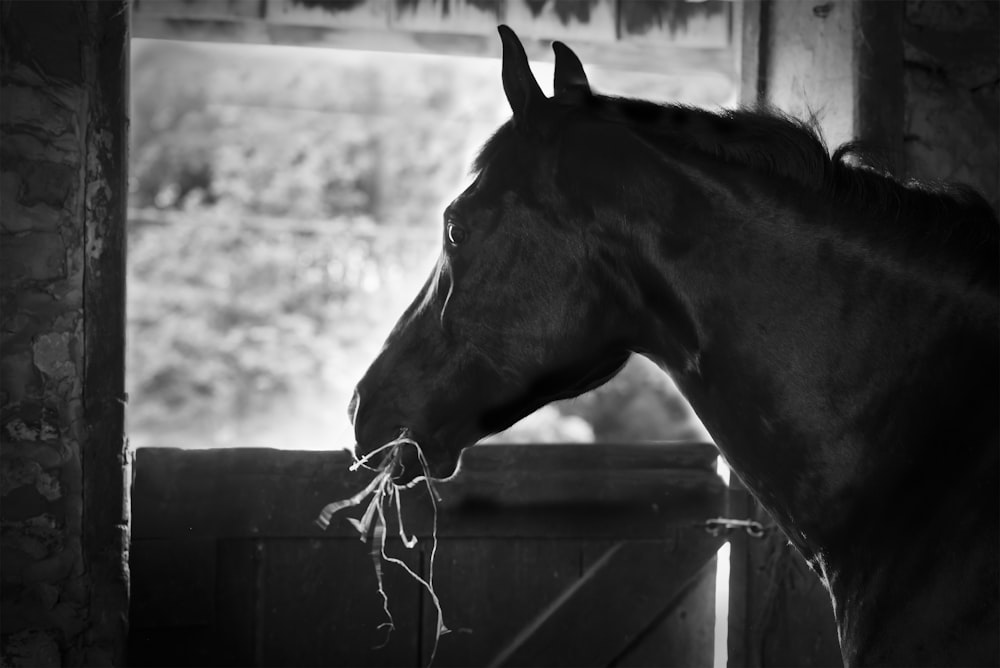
xmin=903 ymin=0 xmax=999 ymax=211
xmin=1 ymin=1 xmax=129 ymax=665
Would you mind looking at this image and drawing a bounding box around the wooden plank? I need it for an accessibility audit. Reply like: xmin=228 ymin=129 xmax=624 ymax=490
xmin=133 ymin=448 xmax=340 ymax=539
xmin=458 ymin=442 xmax=720 ymax=472
xmin=133 ymin=0 xmax=262 ymax=20
xmin=256 ymin=538 xmax=423 ymax=666
xmin=129 ymin=16 xmax=737 ymax=78
xmin=430 ymin=466 xmax=726 ymax=539
xmin=266 ymin=0 xmax=389 ymax=29
xmin=854 ymin=0 xmax=903 ymax=172
xmin=614 ymin=550 xmax=716 ymax=667
xmin=81 ymin=2 xmax=131 ymax=663
xmin=492 ymin=532 xmax=723 ymax=666
xmin=439 ymin=468 xmax=720 ymax=505
xmin=391 ymin=0 xmax=501 ymax=35
xmin=420 ymin=539 xmax=590 ymax=666
xmin=131 ymin=0 xmax=737 ymax=51
xmin=504 ymin=0 xmax=617 ymax=42
xmin=431 ymin=489 xmax=724 ymax=539
xmin=130 ymin=15 xmax=274 ymax=44
xmin=129 ymin=538 xmax=216 ymax=629
xmin=619 ymin=0 xmax=732 ymax=48
xmin=737 ymin=0 xmax=763 ymax=104
xmin=133 ymin=445 xmax=726 ymax=540
xmin=133 ymin=442 xmax=719 ymax=482
xmin=216 ymin=539 xmax=262 ymax=666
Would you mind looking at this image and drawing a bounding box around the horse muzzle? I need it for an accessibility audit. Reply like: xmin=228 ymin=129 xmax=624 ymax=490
xmin=389 ymin=433 xmax=461 ymax=486
xmin=349 ymin=389 xmax=461 ymax=485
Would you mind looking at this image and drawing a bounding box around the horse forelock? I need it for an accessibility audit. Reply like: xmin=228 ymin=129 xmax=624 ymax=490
xmin=471 ymin=120 xmax=515 ymax=176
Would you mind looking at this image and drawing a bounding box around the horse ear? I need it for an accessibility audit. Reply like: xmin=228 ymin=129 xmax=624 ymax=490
xmin=498 ymin=25 xmax=545 ymax=124
xmin=552 ymin=41 xmax=590 ymax=97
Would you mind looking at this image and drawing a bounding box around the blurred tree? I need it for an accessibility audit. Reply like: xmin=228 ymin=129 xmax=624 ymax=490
xmin=127 ymin=39 xmax=708 ymax=449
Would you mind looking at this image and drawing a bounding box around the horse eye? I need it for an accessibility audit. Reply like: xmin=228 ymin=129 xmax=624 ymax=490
xmin=446 ymin=223 xmax=467 ymax=246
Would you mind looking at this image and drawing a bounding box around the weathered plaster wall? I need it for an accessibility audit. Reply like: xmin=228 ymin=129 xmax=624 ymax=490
xmin=760 ymin=0 xmax=859 ymax=150
xmin=1 ymin=1 xmax=129 ymax=665
xmin=903 ymin=0 xmax=999 ymax=211
xmin=757 ymin=0 xmax=905 ymax=161
xmin=758 ymin=0 xmax=997 ymax=210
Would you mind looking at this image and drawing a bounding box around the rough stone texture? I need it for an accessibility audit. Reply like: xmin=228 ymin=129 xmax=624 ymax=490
xmin=1 ymin=1 xmax=129 ymax=665
xmin=903 ymin=0 xmax=999 ymax=211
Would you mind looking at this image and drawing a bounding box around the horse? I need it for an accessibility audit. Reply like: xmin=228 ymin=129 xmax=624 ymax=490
xmin=349 ymin=25 xmax=999 ymax=666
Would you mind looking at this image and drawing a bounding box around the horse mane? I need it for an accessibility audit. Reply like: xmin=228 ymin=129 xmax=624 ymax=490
xmin=475 ymin=96 xmax=999 ymax=257
xmin=600 ymin=97 xmax=999 ymax=249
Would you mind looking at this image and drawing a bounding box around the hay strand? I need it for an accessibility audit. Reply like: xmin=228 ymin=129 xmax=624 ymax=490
xmin=316 ymin=430 xmax=450 ymax=665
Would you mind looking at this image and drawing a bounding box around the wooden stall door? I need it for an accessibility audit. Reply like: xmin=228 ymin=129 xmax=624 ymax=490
xmin=129 ymin=444 xmax=727 ymax=667
xmin=432 ymin=534 xmax=722 ymax=667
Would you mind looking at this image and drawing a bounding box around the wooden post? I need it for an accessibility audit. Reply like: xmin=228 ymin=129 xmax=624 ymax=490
xmin=737 ymin=0 xmax=765 ymax=106
xmin=854 ymin=0 xmax=903 ymax=171
xmin=81 ymin=2 xmax=131 ymax=664
xmin=749 ymin=0 xmax=903 ymax=158
xmin=0 ymin=1 xmax=130 ymax=664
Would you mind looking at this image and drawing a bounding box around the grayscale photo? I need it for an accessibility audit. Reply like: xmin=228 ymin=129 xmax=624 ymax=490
xmin=1 ymin=1 xmax=997 ymax=667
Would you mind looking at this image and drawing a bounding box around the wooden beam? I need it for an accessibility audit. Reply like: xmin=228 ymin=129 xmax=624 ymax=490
xmin=81 ymin=3 xmax=131 ymax=661
xmin=507 ymin=0 xmax=617 ymax=42
xmin=489 ymin=534 xmax=724 ymax=667
xmin=854 ymin=0 xmax=903 ymax=171
xmin=132 ymin=445 xmax=727 ymax=539
xmin=130 ymin=0 xmax=739 ymax=79
xmin=737 ymin=0 xmax=763 ymax=105
xmin=620 ymin=0 xmax=731 ymax=48
xmin=268 ymin=0 xmax=389 ymax=29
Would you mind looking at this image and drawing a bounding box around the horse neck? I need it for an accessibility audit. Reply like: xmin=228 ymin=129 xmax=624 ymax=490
xmin=622 ymin=170 xmax=999 ymax=569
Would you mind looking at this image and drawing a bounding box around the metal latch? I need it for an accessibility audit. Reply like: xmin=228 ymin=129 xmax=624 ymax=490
xmin=700 ymin=517 xmax=767 ymax=538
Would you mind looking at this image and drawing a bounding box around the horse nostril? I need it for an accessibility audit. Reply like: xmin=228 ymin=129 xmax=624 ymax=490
xmin=347 ymin=389 xmax=360 ymax=426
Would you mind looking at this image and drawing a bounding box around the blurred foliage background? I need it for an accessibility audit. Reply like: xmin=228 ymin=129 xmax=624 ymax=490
xmin=128 ymin=39 xmax=727 ymax=449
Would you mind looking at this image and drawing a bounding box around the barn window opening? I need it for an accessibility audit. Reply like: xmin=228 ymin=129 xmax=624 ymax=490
xmin=126 ymin=28 xmax=739 ymax=668
xmin=127 ymin=38 xmax=732 ymax=451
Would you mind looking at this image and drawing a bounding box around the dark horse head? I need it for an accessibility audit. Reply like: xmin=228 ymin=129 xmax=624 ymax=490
xmin=350 ymin=28 xmax=637 ymax=482
xmin=350 ymin=26 xmax=999 ymax=665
